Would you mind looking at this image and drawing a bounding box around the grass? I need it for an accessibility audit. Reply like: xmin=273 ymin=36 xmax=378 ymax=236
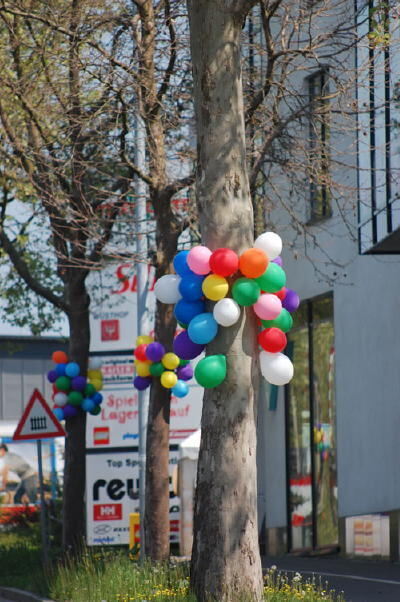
xmin=0 ymin=525 xmax=50 ymax=595
xmin=0 ymin=526 xmax=345 ymax=601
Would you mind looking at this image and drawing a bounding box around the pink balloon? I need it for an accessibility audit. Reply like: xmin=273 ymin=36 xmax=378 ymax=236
xmin=187 ymin=246 xmax=212 ymax=275
xmin=253 ymin=293 xmax=282 ymax=320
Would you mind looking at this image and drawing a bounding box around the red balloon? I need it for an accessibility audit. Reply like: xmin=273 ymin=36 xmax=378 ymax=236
xmin=134 ymin=344 xmax=148 ymax=361
xmin=258 ymin=328 xmax=287 ymax=353
xmin=209 ymin=248 xmax=239 ymax=277
xmin=52 ymin=384 xmax=58 ymax=394
xmin=274 ymin=287 xmax=287 ymax=301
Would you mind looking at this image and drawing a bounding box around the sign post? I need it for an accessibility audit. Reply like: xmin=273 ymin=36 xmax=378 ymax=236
xmin=13 ymin=388 xmax=66 ymax=567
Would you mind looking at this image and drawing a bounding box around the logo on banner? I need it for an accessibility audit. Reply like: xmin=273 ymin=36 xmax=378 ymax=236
xmin=94 ymin=504 xmax=122 ymax=521
xmin=93 ymin=427 xmax=110 ymax=445
xmin=101 ymin=320 xmax=120 ymax=341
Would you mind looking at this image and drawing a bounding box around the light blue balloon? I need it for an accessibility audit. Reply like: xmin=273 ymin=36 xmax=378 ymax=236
xmin=172 ymin=380 xmax=189 ymax=398
xmin=65 ymin=362 xmax=80 ymax=378
xmin=82 ymin=398 xmax=95 ymax=413
xmin=53 ymin=407 xmax=65 ymax=421
xmin=188 ymin=312 xmax=218 ymax=345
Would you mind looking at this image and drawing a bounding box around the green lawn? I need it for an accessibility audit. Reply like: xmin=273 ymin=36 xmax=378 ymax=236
xmin=0 ymin=526 xmax=345 ymax=601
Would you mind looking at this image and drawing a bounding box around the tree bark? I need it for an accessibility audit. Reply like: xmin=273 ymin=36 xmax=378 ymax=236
xmin=144 ymin=211 xmax=179 ymax=560
xmin=62 ymin=272 xmax=90 ymax=552
xmin=187 ymin=2 xmax=263 ymax=600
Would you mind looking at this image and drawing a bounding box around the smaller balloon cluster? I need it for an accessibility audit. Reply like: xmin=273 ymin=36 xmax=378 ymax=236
xmin=47 ymin=351 xmax=104 ymax=420
xmin=154 ymin=231 xmax=300 ymax=388
xmin=133 ymin=334 xmax=193 ymax=398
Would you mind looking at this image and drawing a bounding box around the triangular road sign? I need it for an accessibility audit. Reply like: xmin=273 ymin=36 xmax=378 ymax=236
xmin=13 ymin=388 xmax=66 ymax=441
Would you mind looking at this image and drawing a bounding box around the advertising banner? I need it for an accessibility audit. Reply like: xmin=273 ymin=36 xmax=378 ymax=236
xmin=86 ymin=448 xmax=180 ymax=546
xmin=89 ymin=262 xmax=156 ymax=353
xmin=86 ymin=355 xmax=203 ymax=448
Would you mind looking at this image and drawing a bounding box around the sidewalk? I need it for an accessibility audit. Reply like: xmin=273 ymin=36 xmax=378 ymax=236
xmin=263 ymin=554 xmax=400 ymax=601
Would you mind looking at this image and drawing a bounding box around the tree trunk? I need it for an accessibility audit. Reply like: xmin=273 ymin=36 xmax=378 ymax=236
xmin=145 ymin=214 xmax=179 ymax=560
xmin=62 ymin=273 xmax=90 ymax=552
xmin=187 ymin=2 xmax=263 ymax=600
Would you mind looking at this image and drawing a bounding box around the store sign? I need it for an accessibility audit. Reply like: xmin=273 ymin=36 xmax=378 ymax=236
xmin=86 ymin=449 xmax=180 ymax=546
xmin=86 ymin=355 xmax=202 ymax=448
xmin=89 ymin=263 xmax=156 ymax=353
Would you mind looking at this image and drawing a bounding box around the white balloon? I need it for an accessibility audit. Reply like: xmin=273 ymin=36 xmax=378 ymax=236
xmin=213 ymin=298 xmax=241 ymax=327
xmin=54 ymin=392 xmax=68 ymax=407
xmin=260 ymin=351 xmax=294 ymax=385
xmin=88 ymin=357 xmax=103 ymax=370
xmin=254 ymin=231 xmax=282 ymax=260
xmin=154 ymin=274 xmax=182 ymax=304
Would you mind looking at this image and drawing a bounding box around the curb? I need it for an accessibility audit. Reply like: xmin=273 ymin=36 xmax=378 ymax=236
xmin=0 ymin=587 xmax=54 ymax=602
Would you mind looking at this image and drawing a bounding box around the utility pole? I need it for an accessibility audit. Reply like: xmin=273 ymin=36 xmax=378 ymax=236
xmin=135 ymin=113 xmax=149 ymax=560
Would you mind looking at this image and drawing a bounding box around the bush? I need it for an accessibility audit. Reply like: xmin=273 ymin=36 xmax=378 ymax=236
xmin=0 ymin=505 xmax=39 ymax=527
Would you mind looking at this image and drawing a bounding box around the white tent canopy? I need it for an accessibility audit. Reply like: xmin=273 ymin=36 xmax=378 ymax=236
xmin=179 ymin=429 xmax=201 ymax=461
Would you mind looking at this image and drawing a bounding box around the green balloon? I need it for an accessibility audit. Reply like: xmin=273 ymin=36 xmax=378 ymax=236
xmin=261 ymin=308 xmax=293 ymax=333
xmin=68 ymin=391 xmax=83 ymax=406
xmin=256 ymin=263 xmax=286 ymax=293
xmin=90 ymin=405 xmax=101 ymax=415
xmin=232 ymin=278 xmax=260 ymax=306
xmin=55 ymin=376 xmax=71 ymax=392
xmin=179 ymin=359 xmax=190 ymax=366
xmin=84 ymin=383 xmax=96 ymax=397
xmin=150 ymin=362 xmax=165 ymax=377
xmin=177 ymin=321 xmax=188 ymax=329
xmin=195 ymin=354 xmax=227 ymax=388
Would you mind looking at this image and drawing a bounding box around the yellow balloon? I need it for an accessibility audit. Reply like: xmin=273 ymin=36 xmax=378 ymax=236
xmin=91 ymin=379 xmax=103 ymax=391
xmin=136 ymin=361 xmax=151 ymax=377
xmin=202 ymin=274 xmax=229 ymax=301
xmin=136 ymin=335 xmax=153 ymax=346
xmin=162 ymin=352 xmax=180 ymax=370
xmin=161 ymin=370 xmax=178 ymax=389
xmin=88 ymin=369 xmax=102 ymax=381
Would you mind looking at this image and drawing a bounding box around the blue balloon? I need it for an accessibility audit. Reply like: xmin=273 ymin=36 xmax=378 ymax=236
xmin=82 ymin=398 xmax=96 ymax=413
xmin=55 ymin=363 xmax=67 ymax=377
xmin=188 ymin=312 xmax=218 ymax=344
xmin=179 ymin=273 xmax=205 ymax=301
xmin=65 ymin=362 xmax=80 ymax=378
xmin=173 ymin=250 xmax=193 ymax=277
xmin=172 ymin=380 xmax=189 ymax=398
xmin=53 ymin=407 xmax=65 ymax=421
xmin=174 ymin=299 xmax=205 ymax=325
xmin=92 ymin=392 xmax=103 ymax=405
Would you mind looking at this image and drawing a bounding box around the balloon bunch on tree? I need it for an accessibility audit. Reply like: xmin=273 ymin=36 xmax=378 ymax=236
xmin=133 ymin=334 xmax=193 ymax=398
xmin=47 ymin=351 xmax=104 ymax=420
xmin=154 ymin=231 xmax=299 ymax=388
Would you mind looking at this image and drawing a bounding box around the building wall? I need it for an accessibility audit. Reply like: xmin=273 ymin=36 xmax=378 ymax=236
xmin=0 ymin=337 xmax=68 ymax=421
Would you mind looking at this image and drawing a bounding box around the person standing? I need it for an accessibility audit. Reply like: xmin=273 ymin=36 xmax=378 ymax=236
xmin=0 ymin=443 xmax=38 ymax=504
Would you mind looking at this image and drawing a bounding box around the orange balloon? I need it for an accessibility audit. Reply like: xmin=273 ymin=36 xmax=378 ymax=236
xmin=239 ymin=248 xmax=269 ymax=278
xmin=52 ymin=350 xmax=68 ymax=364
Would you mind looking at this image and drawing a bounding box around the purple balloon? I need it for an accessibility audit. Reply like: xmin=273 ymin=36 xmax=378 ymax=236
xmin=272 ymin=256 xmax=283 ymax=267
xmin=145 ymin=342 xmax=165 ymax=363
xmin=72 ymin=375 xmax=87 ymax=391
xmin=177 ymin=364 xmax=193 ymax=381
xmin=282 ymin=288 xmax=300 ymax=313
xmin=47 ymin=370 xmax=58 ymax=383
xmin=133 ymin=376 xmax=152 ymax=391
xmin=63 ymin=404 xmax=79 ymax=418
xmin=173 ymin=331 xmax=205 ymax=360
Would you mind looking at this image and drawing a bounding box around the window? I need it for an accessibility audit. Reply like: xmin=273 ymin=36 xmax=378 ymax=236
xmin=286 ymin=294 xmax=338 ymax=551
xmin=308 ymin=70 xmax=332 ymax=222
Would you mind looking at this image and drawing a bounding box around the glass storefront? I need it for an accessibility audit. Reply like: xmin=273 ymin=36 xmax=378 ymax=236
xmin=286 ymin=294 xmax=338 ymax=551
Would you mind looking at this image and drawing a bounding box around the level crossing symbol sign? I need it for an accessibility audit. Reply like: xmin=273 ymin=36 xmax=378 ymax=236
xmin=13 ymin=388 xmax=66 ymax=441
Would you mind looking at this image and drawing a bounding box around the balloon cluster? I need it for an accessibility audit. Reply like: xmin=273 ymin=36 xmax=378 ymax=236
xmin=154 ymin=231 xmax=299 ymax=388
xmin=133 ymin=334 xmax=193 ymax=398
xmin=47 ymin=351 xmax=104 ymax=420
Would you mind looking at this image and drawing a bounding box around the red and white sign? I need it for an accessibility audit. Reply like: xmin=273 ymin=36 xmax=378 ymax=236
xmin=93 ymin=503 xmax=123 ymax=521
xmin=13 ymin=389 xmax=66 ymax=441
xmin=93 ymin=427 xmax=110 ymax=446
